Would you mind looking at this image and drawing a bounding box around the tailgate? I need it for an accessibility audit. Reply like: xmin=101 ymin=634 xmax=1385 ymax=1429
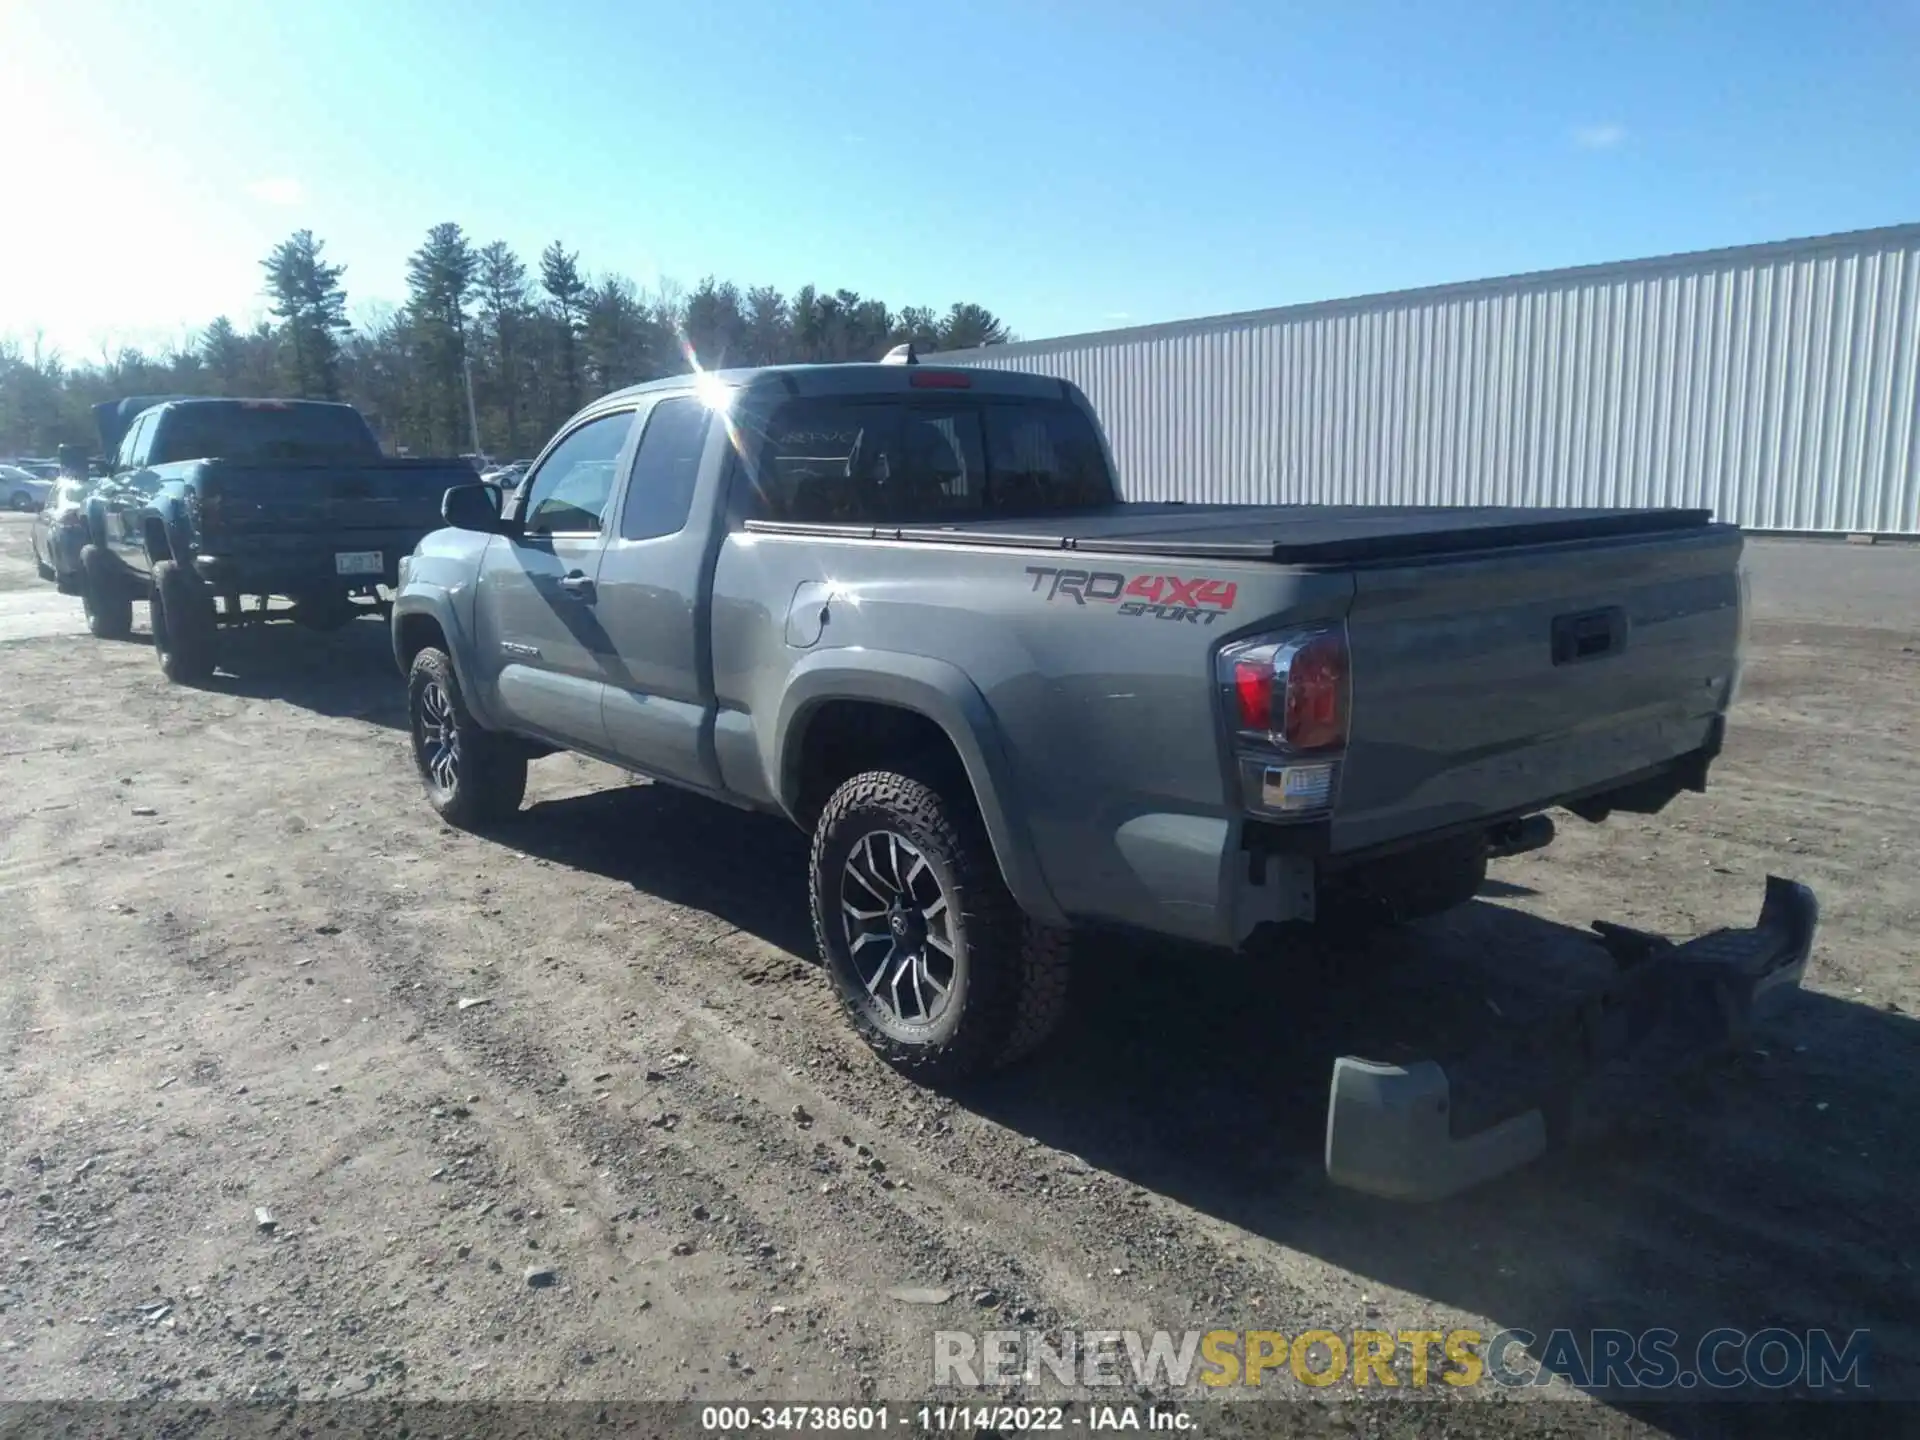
xmin=1332 ymin=525 xmax=1744 ymax=853
xmin=200 ymin=462 xmax=457 ymax=536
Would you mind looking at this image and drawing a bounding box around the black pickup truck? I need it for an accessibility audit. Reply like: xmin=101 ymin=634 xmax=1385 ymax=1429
xmin=78 ymin=396 xmax=473 ymax=682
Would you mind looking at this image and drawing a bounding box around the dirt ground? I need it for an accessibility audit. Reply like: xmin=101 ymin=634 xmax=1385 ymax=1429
xmin=1 ymin=511 xmax=1915 ymax=1430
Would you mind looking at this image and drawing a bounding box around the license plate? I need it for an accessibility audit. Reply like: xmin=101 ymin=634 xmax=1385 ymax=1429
xmin=335 ymin=550 xmax=383 ymax=576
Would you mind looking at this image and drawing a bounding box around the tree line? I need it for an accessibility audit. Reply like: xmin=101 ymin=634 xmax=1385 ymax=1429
xmin=0 ymin=224 xmax=1013 ymax=459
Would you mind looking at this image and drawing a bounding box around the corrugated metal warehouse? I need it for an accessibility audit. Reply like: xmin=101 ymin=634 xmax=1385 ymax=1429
xmin=931 ymin=223 xmax=1920 ymax=536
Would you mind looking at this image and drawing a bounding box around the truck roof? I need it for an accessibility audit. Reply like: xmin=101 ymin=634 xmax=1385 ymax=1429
xmin=590 ymin=360 xmax=1071 ymax=413
xmin=94 ymin=394 xmax=365 ymax=453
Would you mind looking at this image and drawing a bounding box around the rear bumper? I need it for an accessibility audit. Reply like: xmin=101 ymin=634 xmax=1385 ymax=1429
xmin=1324 ymin=875 xmax=1819 ymax=1201
xmin=191 ymin=530 xmax=428 ymax=596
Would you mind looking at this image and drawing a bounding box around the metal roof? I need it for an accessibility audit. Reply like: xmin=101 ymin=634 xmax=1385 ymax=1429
xmin=916 ymin=222 xmax=1920 ymax=535
xmin=927 ymin=221 xmax=1920 ymax=362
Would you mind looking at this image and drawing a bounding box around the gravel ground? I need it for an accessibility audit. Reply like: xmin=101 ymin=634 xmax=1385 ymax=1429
xmin=1 ymin=513 xmax=1915 ymax=1432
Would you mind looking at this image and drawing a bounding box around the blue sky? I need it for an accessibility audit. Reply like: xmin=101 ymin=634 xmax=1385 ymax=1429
xmin=4 ymin=0 xmax=1916 ymax=361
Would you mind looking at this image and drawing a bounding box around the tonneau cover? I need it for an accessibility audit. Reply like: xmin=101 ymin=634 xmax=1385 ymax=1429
xmin=745 ymin=502 xmax=1717 ymax=565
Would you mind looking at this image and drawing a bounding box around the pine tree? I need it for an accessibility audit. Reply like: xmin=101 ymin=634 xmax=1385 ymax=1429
xmin=683 ymin=277 xmax=747 ymax=370
xmin=3 ymin=231 xmax=1014 ymax=458
xmin=582 ymin=276 xmax=650 ymax=393
xmin=476 ymin=241 xmax=533 ymax=456
xmin=937 ymin=302 xmax=1011 ymax=350
xmin=743 ymin=286 xmax=789 ymax=365
xmin=539 ymin=242 xmax=587 ymax=419
xmin=404 ymin=223 xmax=479 ymax=453
xmin=261 ymin=230 xmax=351 ymax=398
xmin=201 ymin=317 xmax=246 ymax=394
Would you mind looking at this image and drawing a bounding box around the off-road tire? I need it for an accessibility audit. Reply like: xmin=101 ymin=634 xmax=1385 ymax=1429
xmin=810 ymin=769 xmax=1071 ymax=1083
xmin=407 ymin=646 xmax=527 ymax=829
xmin=150 ymin=560 xmax=219 ymax=684
xmin=79 ymin=544 xmax=133 ymax=640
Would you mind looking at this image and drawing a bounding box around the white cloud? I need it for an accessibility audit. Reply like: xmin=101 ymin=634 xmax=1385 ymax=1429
xmin=246 ymin=177 xmax=306 ymax=206
xmin=1104 ymin=311 xmax=1133 ymax=321
xmin=1572 ymin=123 xmax=1627 ymax=151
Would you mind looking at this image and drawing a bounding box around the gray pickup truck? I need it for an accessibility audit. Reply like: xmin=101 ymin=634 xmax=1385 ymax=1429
xmin=392 ymin=352 xmax=1818 ymax=1200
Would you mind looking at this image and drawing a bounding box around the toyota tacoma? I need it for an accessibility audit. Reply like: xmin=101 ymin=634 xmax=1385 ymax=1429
xmin=390 ymin=351 xmax=1818 ymax=1200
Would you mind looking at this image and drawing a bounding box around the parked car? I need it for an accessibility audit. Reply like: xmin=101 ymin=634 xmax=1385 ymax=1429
xmin=76 ymin=396 xmax=475 ymax=683
xmin=391 ymin=353 xmax=1816 ymax=1200
xmin=30 ymin=473 xmax=98 ymax=591
xmin=2 ymin=464 xmax=52 ymax=511
xmin=479 ymin=460 xmax=529 ymax=491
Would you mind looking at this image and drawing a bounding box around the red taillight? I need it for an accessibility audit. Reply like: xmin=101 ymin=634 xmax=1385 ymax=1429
xmin=1283 ymin=632 xmax=1348 ymax=750
xmin=908 ymin=370 xmax=971 ymax=389
xmin=1232 ymin=658 xmax=1273 ymax=731
xmin=1219 ymin=627 xmax=1349 ymax=751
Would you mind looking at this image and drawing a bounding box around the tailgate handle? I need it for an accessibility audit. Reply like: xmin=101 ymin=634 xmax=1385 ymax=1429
xmin=1551 ymin=606 xmax=1627 ymax=665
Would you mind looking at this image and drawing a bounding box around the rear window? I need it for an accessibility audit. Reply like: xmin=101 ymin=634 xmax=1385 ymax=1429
xmin=744 ymin=398 xmax=1114 ymax=524
xmin=150 ymin=403 xmax=381 ymax=465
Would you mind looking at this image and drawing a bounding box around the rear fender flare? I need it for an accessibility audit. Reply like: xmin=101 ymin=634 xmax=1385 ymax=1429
xmin=773 ymin=651 xmax=1065 ymax=927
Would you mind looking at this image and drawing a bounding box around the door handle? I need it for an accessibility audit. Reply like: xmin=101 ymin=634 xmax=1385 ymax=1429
xmin=558 ymin=571 xmax=596 ymax=601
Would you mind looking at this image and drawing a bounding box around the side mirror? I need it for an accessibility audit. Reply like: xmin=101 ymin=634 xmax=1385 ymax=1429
xmin=442 ymin=482 xmax=514 ymax=535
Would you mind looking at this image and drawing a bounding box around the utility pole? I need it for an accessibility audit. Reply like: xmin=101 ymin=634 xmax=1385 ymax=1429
xmin=461 ymin=342 xmax=483 ymax=465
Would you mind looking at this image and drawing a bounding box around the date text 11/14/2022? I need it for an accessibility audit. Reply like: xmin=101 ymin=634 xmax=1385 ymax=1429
xmin=1025 ymin=566 xmax=1240 ymax=624
xmin=698 ymin=1405 xmax=1192 ymax=1432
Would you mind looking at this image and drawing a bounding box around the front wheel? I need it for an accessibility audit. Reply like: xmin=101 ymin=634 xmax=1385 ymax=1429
xmin=809 ymin=770 xmax=1071 ymax=1083
xmin=79 ymin=544 xmax=133 ymax=640
xmin=407 ymin=647 xmax=527 ymax=828
xmin=151 ymin=560 xmax=218 ymax=684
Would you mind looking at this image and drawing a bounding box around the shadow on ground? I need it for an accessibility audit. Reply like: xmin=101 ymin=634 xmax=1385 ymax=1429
xmin=510 ymin=780 xmax=816 ymax=955
xmin=502 ymin=780 xmax=1917 ymax=1427
xmin=193 ymin=613 xmax=407 ymax=730
xmin=972 ymin=911 xmax=1917 ymax=1418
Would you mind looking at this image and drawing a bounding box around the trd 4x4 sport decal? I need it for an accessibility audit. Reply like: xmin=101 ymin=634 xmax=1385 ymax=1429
xmin=1025 ymin=566 xmax=1239 ymax=625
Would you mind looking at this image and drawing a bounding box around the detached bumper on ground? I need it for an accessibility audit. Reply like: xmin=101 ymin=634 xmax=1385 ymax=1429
xmin=1324 ymin=875 xmax=1820 ymax=1201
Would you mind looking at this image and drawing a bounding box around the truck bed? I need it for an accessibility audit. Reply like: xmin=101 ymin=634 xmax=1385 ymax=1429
xmin=747 ymin=502 xmax=1714 ymax=564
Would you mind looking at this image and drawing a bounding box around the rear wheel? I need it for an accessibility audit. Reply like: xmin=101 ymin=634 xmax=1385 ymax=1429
xmin=810 ymin=769 xmax=1071 ymax=1083
xmin=151 ymin=559 xmax=219 ymax=684
xmin=407 ymin=647 xmax=527 ymax=828
xmin=8 ymin=491 xmax=32 ymax=512
xmin=79 ymin=544 xmax=133 ymax=640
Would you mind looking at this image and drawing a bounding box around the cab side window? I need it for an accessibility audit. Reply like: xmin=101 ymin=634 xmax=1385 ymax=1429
xmin=620 ymin=397 xmax=713 ymax=541
xmin=117 ymin=415 xmax=151 ymax=471
xmin=521 ymin=411 xmax=635 ymax=537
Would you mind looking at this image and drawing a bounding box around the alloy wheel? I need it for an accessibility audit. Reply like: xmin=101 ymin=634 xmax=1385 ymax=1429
xmin=417 ymin=680 xmax=460 ymax=792
xmin=840 ymin=830 xmax=957 ymax=1028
